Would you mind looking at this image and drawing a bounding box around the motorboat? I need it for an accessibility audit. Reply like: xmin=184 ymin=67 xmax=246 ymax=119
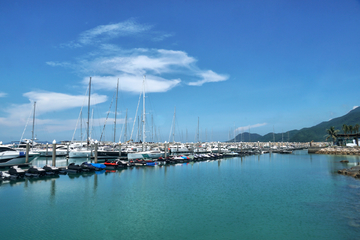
xmin=67 ymin=163 xmax=83 ymax=173
xmin=103 ymin=160 xmax=128 ymax=169
xmin=0 ymin=146 xmax=37 ymax=166
xmin=8 ymin=166 xmax=26 ymax=178
xmin=127 ymin=150 xmax=164 ymax=160
xmin=43 ymin=165 xmax=60 ymax=175
xmin=26 ymin=166 xmax=46 ymax=177
xmin=80 ymin=162 xmax=97 ymax=171
xmin=0 ymin=171 xmax=11 ymax=181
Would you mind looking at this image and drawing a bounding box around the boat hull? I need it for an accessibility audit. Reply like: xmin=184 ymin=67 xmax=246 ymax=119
xmin=127 ymin=152 xmax=164 ymax=160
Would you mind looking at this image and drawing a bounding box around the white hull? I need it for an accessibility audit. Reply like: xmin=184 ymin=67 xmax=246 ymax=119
xmin=35 ymin=150 xmax=68 ymax=157
xmin=127 ymin=151 xmax=164 ymax=160
xmin=68 ymin=150 xmax=91 ymax=158
xmin=0 ymin=157 xmax=27 ymax=166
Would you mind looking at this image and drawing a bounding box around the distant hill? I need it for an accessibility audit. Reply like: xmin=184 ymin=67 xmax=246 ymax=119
xmin=229 ymin=107 xmax=360 ymax=142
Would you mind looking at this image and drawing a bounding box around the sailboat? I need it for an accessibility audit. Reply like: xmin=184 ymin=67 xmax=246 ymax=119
xmin=127 ymin=76 xmax=165 ymax=160
xmin=69 ymin=78 xmax=92 ymax=158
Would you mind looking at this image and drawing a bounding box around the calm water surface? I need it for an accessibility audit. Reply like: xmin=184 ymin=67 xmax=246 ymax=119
xmin=1 ymin=150 xmax=360 ymax=239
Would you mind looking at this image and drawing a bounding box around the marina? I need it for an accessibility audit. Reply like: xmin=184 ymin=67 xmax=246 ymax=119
xmin=1 ymin=150 xmax=360 ymax=239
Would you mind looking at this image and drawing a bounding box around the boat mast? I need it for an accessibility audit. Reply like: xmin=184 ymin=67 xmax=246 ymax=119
xmin=172 ymin=107 xmax=176 ymax=143
xmin=142 ymin=75 xmax=146 ymax=151
xmin=124 ymin=109 xmax=128 ymax=142
xmin=114 ymin=78 xmax=119 ymax=143
xmin=87 ymin=77 xmax=91 ymax=148
xmin=151 ymin=114 xmax=154 ymax=142
xmin=80 ymin=110 xmax=82 ymax=143
xmin=197 ymin=117 xmax=199 ymax=143
xmin=31 ymin=101 xmax=36 ymax=148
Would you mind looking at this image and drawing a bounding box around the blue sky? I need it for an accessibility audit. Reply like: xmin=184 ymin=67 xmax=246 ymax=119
xmin=1 ymin=0 xmax=360 ymax=143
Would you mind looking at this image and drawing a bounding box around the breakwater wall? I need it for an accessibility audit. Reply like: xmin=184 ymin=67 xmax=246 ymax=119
xmin=312 ymin=147 xmax=360 ymax=155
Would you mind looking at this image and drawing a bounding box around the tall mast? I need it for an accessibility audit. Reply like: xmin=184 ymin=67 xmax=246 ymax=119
xmin=114 ymin=78 xmax=119 ymax=143
xmin=80 ymin=110 xmax=82 ymax=143
xmin=87 ymin=77 xmax=91 ymax=147
xmin=273 ymin=126 xmax=275 ymax=142
xmin=137 ymin=116 xmax=140 ymax=142
xmin=197 ymin=117 xmax=199 ymax=143
xmin=31 ymin=101 xmax=36 ymax=147
xmin=124 ymin=109 xmax=128 ymax=142
xmin=142 ymin=75 xmax=146 ymax=150
xmin=172 ymin=107 xmax=176 ymax=143
xmin=151 ymin=114 xmax=154 ymax=142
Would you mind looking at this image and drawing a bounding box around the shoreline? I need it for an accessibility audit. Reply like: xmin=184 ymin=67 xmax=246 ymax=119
xmin=312 ymin=146 xmax=360 ymax=155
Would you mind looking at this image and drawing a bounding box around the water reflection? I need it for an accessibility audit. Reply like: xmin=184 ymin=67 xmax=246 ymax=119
xmin=50 ymin=179 xmax=56 ymax=199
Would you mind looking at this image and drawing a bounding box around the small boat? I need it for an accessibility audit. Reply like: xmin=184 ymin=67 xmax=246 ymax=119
xmin=104 ymin=160 xmax=128 ymax=169
xmin=91 ymin=163 xmax=106 ymax=170
xmin=80 ymin=162 xmax=97 ymax=171
xmin=0 ymin=171 xmax=11 ymax=181
xmin=8 ymin=166 xmax=26 ymax=178
xmin=26 ymin=166 xmax=47 ymax=177
xmin=67 ymin=163 xmax=83 ymax=173
xmin=43 ymin=165 xmax=61 ymax=175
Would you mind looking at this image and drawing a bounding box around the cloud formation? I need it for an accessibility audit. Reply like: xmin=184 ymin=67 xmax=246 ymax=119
xmin=0 ymin=91 xmax=108 ymax=127
xmin=61 ymin=19 xmax=152 ymax=48
xmin=188 ymin=70 xmax=229 ymax=86
xmin=49 ymin=20 xmax=229 ymax=92
xmin=0 ymin=92 xmax=7 ymax=97
xmin=85 ymin=75 xmax=180 ymax=93
xmin=236 ymin=123 xmax=267 ymax=132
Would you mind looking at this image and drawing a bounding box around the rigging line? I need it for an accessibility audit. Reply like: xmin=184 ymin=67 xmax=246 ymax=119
xmin=130 ymin=90 xmax=142 ymax=141
xmin=168 ymin=114 xmax=174 ymax=143
xmin=71 ymin=85 xmax=89 ymax=142
xmin=100 ymin=91 xmax=116 ymax=142
xmin=19 ymin=107 xmax=33 ymax=144
xmin=118 ymin=116 xmax=125 ymax=143
xmin=89 ymin=108 xmax=94 ymax=140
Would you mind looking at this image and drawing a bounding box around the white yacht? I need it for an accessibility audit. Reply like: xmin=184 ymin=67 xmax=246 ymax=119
xmin=127 ymin=150 xmax=164 ymax=160
xmin=68 ymin=147 xmax=92 ymax=158
xmin=169 ymin=144 xmax=189 ymax=153
xmin=0 ymin=146 xmax=38 ymax=166
xmin=33 ymin=145 xmax=68 ymax=157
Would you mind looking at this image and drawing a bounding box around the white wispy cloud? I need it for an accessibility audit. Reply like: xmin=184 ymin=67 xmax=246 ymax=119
xmin=236 ymin=123 xmax=267 ymax=132
xmin=61 ymin=19 xmax=152 ymax=48
xmin=49 ymin=20 xmax=229 ymax=91
xmin=0 ymin=91 xmax=108 ymax=127
xmin=152 ymin=33 xmax=174 ymax=42
xmin=0 ymin=92 xmax=7 ymax=97
xmin=49 ymin=48 xmax=228 ymax=91
xmin=188 ymin=70 xmax=229 ymax=86
xmin=84 ymin=74 xmax=180 ymax=93
xmin=46 ymin=61 xmax=71 ymax=67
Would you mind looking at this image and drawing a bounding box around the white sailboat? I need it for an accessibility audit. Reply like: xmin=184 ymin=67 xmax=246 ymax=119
xmin=127 ymin=76 xmax=164 ymax=160
xmin=69 ymin=77 xmax=92 ymax=158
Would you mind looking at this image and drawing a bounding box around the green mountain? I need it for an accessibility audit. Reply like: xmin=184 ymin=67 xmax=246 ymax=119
xmin=230 ymin=107 xmax=360 ymax=142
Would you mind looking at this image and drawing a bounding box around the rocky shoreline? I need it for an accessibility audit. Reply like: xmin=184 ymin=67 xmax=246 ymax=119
xmin=314 ymin=146 xmax=360 ymax=155
xmin=338 ymin=165 xmax=360 ymax=179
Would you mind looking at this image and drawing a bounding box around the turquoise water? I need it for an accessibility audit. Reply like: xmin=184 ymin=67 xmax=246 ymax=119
xmin=1 ymin=151 xmax=360 ymax=239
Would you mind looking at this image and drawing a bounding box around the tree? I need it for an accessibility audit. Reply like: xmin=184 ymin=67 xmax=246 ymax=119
xmin=342 ymin=124 xmax=348 ymax=135
xmin=325 ymin=126 xmax=339 ymax=145
xmin=348 ymin=125 xmax=353 ymax=134
xmin=354 ymin=124 xmax=360 ymax=134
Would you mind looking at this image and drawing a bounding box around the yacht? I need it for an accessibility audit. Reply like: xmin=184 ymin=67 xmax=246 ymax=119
xmin=0 ymin=146 xmax=38 ymax=166
xmin=127 ymin=148 xmax=164 ymax=160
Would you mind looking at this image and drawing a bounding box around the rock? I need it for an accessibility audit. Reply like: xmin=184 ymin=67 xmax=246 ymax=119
xmin=340 ymin=160 xmax=349 ymax=163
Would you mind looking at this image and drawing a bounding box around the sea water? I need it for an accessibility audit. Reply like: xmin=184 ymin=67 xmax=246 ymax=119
xmin=1 ymin=150 xmax=360 ymax=240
